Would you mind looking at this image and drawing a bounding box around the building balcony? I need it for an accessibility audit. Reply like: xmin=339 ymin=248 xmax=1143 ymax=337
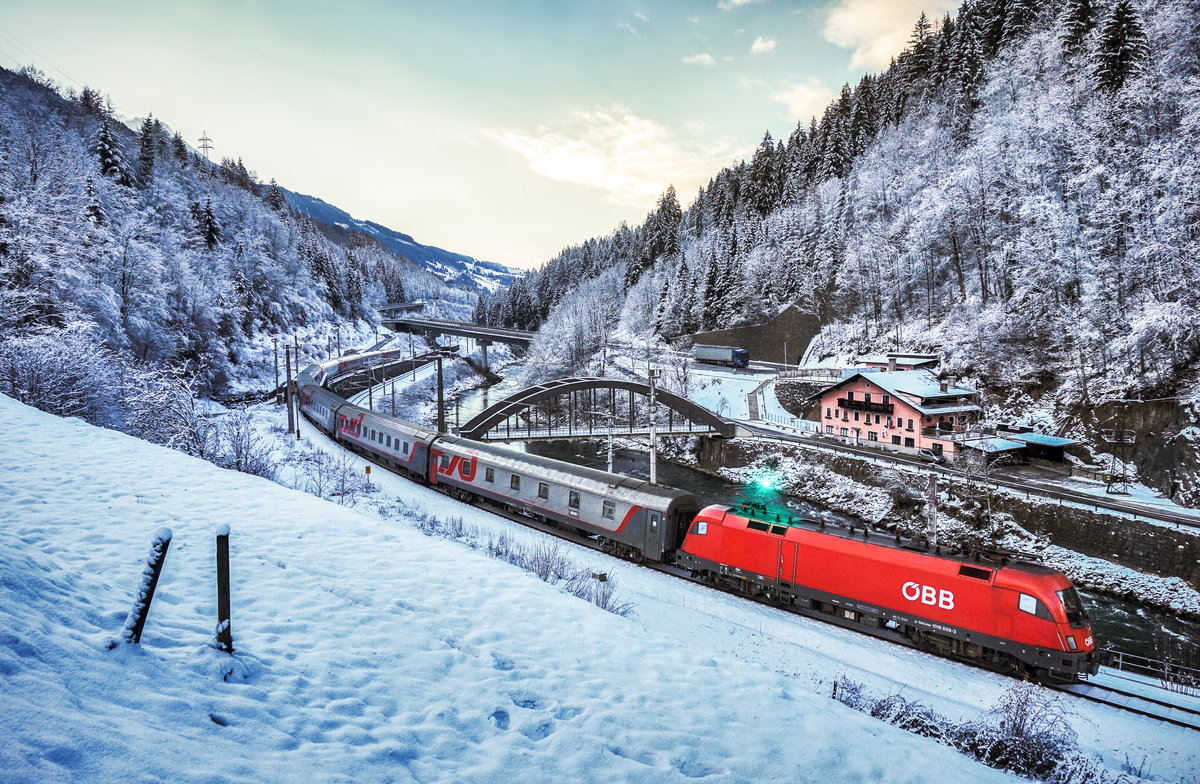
xmin=837 ymin=398 xmax=894 ymax=415
xmin=922 ymin=426 xmax=967 ymax=440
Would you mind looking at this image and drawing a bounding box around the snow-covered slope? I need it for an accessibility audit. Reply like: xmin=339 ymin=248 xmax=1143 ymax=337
xmin=0 ymin=392 xmax=1035 ymax=783
xmin=283 ymin=189 xmax=520 ymax=294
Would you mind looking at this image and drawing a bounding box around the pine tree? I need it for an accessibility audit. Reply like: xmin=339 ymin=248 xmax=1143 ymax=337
xmin=952 ymin=10 xmax=985 ymax=128
xmin=747 ymin=132 xmax=780 ymax=216
xmin=1002 ymin=0 xmax=1040 ymax=46
xmin=91 ymin=120 xmax=131 ymax=187
xmin=1094 ymin=0 xmax=1150 ymax=92
xmin=137 ymin=114 xmax=157 ymax=186
xmin=79 ymin=86 xmax=103 ymax=116
xmin=201 ymin=199 xmax=222 ymax=250
xmin=84 ymin=177 xmax=105 ymax=226
xmin=905 ymin=12 xmax=934 ymax=81
xmin=171 ymin=131 xmax=188 ymax=165
xmin=1061 ymin=0 xmax=1097 ymax=61
xmin=265 ymin=178 xmax=287 ymax=211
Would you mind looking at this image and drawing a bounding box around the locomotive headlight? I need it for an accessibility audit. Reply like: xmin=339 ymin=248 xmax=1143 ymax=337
xmin=1066 ymin=635 xmax=1078 ymax=651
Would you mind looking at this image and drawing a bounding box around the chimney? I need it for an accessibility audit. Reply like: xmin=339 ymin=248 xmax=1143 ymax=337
xmin=939 ymin=380 xmax=949 ymax=393
xmin=888 ymin=356 xmax=897 ymax=372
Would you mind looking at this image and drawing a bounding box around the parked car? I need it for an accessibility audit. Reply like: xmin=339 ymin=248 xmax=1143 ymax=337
xmin=916 ymin=448 xmax=945 ymax=464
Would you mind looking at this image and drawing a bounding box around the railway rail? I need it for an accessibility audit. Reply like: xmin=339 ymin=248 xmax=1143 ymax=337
xmin=296 ymin=353 xmax=1199 ymax=731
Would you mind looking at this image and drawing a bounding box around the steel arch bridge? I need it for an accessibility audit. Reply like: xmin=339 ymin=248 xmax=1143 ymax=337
xmin=459 ymin=377 xmax=736 ymax=442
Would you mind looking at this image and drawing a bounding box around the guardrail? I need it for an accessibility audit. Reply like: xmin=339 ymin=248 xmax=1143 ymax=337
xmin=1099 ymin=649 xmax=1200 ymax=696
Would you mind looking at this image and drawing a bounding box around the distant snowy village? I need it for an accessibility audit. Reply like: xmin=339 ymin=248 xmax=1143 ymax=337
xmin=3 ymin=0 xmax=1200 ymax=781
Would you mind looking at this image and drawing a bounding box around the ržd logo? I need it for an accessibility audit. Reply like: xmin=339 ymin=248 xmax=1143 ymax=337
xmin=902 ymin=581 xmax=955 ymax=610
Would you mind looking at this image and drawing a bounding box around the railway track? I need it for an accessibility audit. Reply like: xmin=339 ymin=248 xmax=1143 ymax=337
xmin=311 ymin=365 xmax=1199 ymax=732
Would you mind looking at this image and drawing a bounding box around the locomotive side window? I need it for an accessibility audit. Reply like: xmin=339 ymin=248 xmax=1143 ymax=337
xmin=485 ymin=467 xmax=495 ymax=483
xmin=537 ymin=482 xmax=549 ymax=500
xmin=510 ymin=474 xmax=521 ymax=491
xmin=770 ymin=525 xmax=787 ymax=536
xmin=694 ymin=521 xmax=707 ymax=535
xmin=1018 ymin=593 xmax=1053 ymax=620
xmin=569 ymin=491 xmax=580 ymax=509
xmin=602 ymin=500 xmax=615 ymax=519
xmin=746 ymin=520 xmax=771 ymax=532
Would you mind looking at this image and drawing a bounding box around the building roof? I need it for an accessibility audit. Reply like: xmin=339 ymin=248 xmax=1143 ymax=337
xmin=811 ymin=370 xmax=977 ymax=415
xmin=961 ymin=437 xmax=1026 ymax=454
xmin=1004 ymin=432 xmax=1077 ymax=448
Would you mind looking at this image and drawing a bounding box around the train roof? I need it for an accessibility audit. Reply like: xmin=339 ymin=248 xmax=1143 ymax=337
xmin=709 ymin=502 xmax=1046 ymax=573
xmin=436 ymin=435 xmax=701 ymax=507
xmin=339 ymin=403 xmax=442 ymax=442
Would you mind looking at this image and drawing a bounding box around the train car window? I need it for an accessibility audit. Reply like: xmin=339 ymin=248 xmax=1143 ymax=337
xmin=510 ymin=474 xmax=521 ymax=491
xmin=386 ymin=435 xmax=392 ymax=448
xmin=440 ymin=455 xmax=450 ymax=470
xmin=958 ymin=565 xmax=993 ymax=581
xmin=602 ymin=500 xmax=615 ymax=519
xmin=485 ymin=467 xmax=494 ymax=483
xmin=569 ymin=491 xmax=580 ymax=509
xmin=537 ymin=482 xmax=549 ymax=500
xmin=403 ymin=442 xmax=409 ymax=455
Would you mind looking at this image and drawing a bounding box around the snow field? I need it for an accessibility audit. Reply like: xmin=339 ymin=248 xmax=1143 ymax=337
xmin=2 ymin=393 xmax=1039 ymax=783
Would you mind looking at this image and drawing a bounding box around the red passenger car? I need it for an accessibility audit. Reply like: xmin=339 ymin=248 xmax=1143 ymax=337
xmin=677 ymin=504 xmax=1097 ymax=679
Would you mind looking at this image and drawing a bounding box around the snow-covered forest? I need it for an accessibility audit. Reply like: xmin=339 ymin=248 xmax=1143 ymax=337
xmin=480 ymin=0 xmax=1200 ymax=407
xmin=0 ymin=64 xmax=474 ymax=436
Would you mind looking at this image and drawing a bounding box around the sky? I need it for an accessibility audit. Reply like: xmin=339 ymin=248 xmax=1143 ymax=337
xmin=0 ymin=0 xmax=957 ymax=270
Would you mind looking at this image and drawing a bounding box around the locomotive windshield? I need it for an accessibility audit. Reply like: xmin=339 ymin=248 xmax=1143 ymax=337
xmin=1057 ymin=587 xmax=1088 ymax=627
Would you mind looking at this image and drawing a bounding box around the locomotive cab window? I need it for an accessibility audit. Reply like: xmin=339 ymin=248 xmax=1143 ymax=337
xmin=602 ymin=500 xmax=615 ymax=519
xmin=692 ymin=521 xmax=707 ymax=535
xmin=1057 ymin=587 xmax=1089 ymax=627
xmin=510 ymin=474 xmax=521 ymax=491
xmin=537 ymin=482 xmax=549 ymax=500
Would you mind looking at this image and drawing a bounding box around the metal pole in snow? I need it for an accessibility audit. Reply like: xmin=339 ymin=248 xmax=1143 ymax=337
xmin=215 ymin=525 xmax=234 ymax=654
xmin=285 ymin=346 xmax=294 ymax=434
xmin=649 ymin=369 xmax=659 ymax=484
xmin=273 ymin=338 xmax=280 ymax=402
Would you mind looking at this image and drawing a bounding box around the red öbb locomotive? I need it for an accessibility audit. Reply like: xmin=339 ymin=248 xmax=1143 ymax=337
xmin=678 ymin=503 xmax=1098 ymax=680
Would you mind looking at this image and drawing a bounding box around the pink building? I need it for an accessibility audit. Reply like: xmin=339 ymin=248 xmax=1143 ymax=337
xmin=812 ymin=370 xmax=980 ymax=459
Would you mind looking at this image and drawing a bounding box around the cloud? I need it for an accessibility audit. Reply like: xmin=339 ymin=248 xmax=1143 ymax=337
xmin=617 ymin=21 xmax=639 ymax=36
xmin=822 ymin=0 xmax=957 ymax=69
xmin=682 ymin=53 xmax=716 ymax=66
xmin=750 ymin=36 xmax=776 ymax=55
xmin=634 ymin=11 xmax=648 ymax=22
xmin=770 ymin=78 xmax=838 ymax=123
xmin=485 ymin=107 xmax=746 ymax=207
xmin=717 ymin=0 xmax=764 ymax=10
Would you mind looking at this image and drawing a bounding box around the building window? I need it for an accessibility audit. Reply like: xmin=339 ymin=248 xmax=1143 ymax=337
xmin=882 ymin=395 xmax=890 ymax=405
xmin=886 ymin=416 xmax=893 ymax=428
xmin=868 ymin=431 xmax=878 ymax=441
xmin=842 ymin=411 xmax=848 ymax=420
xmin=538 ymin=481 xmax=549 ymax=499
xmin=875 ymin=414 xmax=881 ymax=424
xmin=907 ymin=418 xmax=914 ymax=431
xmin=826 ymin=407 xmax=832 ymax=419
xmin=932 ymin=443 xmax=944 ymax=455
xmin=485 ymin=467 xmax=494 ymax=483
xmin=853 ymin=411 xmax=860 ymax=421
xmin=864 ymin=393 xmax=872 ymax=403
xmin=840 ymin=427 xmax=849 ymax=437
xmin=510 ymin=474 xmax=521 ymax=491
xmin=904 ymin=437 xmax=915 ymax=448
xmin=891 ymin=435 xmax=901 ymax=445
xmin=847 ymin=391 xmax=855 ymax=401
xmin=602 ymin=500 xmax=615 ymax=519
xmin=825 ymin=425 xmax=834 ymax=434
xmin=569 ymin=491 xmax=580 ymax=509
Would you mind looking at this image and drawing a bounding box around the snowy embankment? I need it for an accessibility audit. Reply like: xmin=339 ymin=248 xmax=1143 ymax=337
xmin=0 ymin=393 xmax=1041 ymax=784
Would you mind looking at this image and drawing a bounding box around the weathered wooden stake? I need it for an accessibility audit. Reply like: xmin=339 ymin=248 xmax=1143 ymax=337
xmin=215 ymin=525 xmax=234 ymax=654
xmin=109 ymin=528 xmax=172 ymax=648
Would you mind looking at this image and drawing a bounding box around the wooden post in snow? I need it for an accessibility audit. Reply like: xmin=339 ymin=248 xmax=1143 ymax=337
xmin=108 ymin=528 xmax=172 ymax=648
xmin=215 ymin=525 xmax=234 ymax=654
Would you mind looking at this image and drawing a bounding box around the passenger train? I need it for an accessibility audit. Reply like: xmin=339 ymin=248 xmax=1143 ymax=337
xmin=295 ymin=349 xmax=1098 ymax=680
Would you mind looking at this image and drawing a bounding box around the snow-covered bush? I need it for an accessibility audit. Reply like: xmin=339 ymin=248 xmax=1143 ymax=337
xmin=0 ymin=323 xmax=122 ymax=427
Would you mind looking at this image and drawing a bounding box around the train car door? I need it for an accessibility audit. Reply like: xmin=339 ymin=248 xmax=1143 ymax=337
xmin=645 ymin=511 xmax=662 ymax=561
xmin=778 ymin=541 xmax=799 ymax=588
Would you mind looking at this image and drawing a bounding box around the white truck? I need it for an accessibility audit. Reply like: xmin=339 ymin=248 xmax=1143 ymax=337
xmin=693 ymin=344 xmax=750 ymax=368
